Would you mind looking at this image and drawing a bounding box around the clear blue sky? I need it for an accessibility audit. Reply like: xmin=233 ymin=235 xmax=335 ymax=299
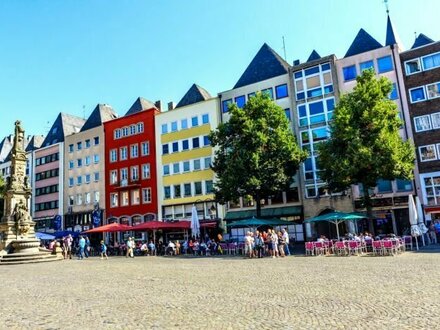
xmin=1 ymin=0 xmax=439 ymax=137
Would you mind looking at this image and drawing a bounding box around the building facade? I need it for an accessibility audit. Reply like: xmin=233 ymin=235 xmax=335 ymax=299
xmin=155 ymin=84 xmax=224 ymax=224
xmin=400 ymin=35 xmax=440 ymax=223
xmin=104 ymin=98 xmax=159 ymax=239
xmin=63 ymin=104 xmax=117 ymax=232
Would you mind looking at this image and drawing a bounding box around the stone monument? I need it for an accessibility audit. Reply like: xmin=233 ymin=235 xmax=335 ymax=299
xmin=0 ymin=121 xmax=61 ymax=264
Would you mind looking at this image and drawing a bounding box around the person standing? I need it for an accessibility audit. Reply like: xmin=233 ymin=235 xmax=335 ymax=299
xmin=282 ymin=228 xmax=291 ymax=256
xmin=78 ymin=235 xmax=86 ymax=260
xmin=126 ymin=237 xmax=134 ymax=258
xmin=254 ymin=231 xmax=264 ymax=258
xmin=84 ymin=236 xmax=90 ymax=258
xmin=100 ymin=240 xmax=108 ymax=260
xmin=277 ymin=231 xmax=285 ymax=257
xmin=63 ymin=234 xmax=73 ymax=259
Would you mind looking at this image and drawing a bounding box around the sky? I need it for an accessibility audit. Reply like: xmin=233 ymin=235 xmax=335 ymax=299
xmin=0 ymin=0 xmax=439 ymax=137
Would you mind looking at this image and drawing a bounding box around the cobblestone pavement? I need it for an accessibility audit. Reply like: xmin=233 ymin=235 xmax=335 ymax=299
xmin=1 ymin=251 xmax=440 ymax=329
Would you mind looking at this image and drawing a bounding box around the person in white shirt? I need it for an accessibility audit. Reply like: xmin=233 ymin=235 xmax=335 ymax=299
xmin=166 ymin=241 xmax=176 ymax=255
xmin=244 ymin=232 xmax=252 ymax=258
xmin=282 ymin=228 xmax=290 ymax=256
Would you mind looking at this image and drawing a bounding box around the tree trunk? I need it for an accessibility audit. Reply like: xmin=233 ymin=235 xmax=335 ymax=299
xmin=255 ymin=192 xmax=261 ymax=218
xmin=363 ymin=186 xmax=374 ymax=235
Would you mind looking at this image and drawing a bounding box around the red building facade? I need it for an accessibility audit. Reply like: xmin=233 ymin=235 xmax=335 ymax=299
xmin=104 ymin=107 xmax=159 ymax=228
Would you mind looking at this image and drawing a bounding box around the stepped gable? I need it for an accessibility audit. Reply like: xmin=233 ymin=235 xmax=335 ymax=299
xmin=175 ymin=84 xmax=212 ymax=108
xmin=307 ymin=50 xmax=321 ymax=62
xmin=80 ymin=104 xmax=118 ymax=132
xmin=411 ymin=33 xmax=435 ymax=49
xmin=345 ymin=28 xmax=383 ymax=58
xmin=233 ymin=43 xmax=290 ymax=89
xmin=125 ymin=97 xmax=157 ymax=116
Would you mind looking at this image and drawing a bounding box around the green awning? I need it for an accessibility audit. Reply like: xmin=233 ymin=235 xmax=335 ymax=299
xmin=227 ymin=217 xmax=294 ymax=228
xmin=225 ymin=206 xmax=302 ymax=221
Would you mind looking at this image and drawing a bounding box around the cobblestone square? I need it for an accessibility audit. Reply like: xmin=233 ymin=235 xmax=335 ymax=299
xmin=1 ymin=251 xmax=439 ymax=329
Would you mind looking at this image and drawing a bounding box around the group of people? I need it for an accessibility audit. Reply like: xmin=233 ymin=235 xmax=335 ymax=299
xmin=243 ymin=228 xmax=291 ymax=258
xmin=45 ymin=234 xmax=109 ymax=260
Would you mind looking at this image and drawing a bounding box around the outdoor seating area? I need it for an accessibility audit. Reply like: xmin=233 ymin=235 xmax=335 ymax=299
xmin=305 ymin=236 xmax=412 ymax=257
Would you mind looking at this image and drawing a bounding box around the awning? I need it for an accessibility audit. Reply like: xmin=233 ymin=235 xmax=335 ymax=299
xmin=224 ymin=206 xmax=302 ymax=221
xmin=83 ymin=223 xmax=132 ymax=233
xmin=227 ymin=217 xmax=294 ymax=228
xmin=424 ymin=206 xmax=440 ymax=213
xmin=132 ymin=221 xmax=190 ymax=231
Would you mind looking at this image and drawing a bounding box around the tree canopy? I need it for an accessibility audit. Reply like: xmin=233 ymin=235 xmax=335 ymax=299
xmin=0 ymin=175 xmax=5 ymax=197
xmin=210 ymin=92 xmax=307 ymax=216
xmin=318 ymin=69 xmax=415 ymax=207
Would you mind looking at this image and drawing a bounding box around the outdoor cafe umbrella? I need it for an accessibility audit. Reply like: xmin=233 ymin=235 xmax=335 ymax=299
xmin=83 ymin=222 xmax=132 ymax=234
xmin=408 ymin=194 xmax=422 ymax=250
xmin=304 ymin=211 xmax=366 ymax=239
xmin=191 ymin=205 xmax=200 ymax=238
xmin=227 ymin=217 xmax=293 ymax=228
xmin=416 ymin=195 xmax=428 ymax=246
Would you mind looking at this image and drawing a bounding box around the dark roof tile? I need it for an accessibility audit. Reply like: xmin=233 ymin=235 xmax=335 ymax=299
xmin=80 ymin=104 xmax=118 ymax=132
xmin=307 ymin=50 xmax=321 ymax=62
xmin=125 ymin=97 xmax=157 ymax=116
xmin=345 ymin=29 xmax=383 ymax=58
xmin=175 ymin=84 xmax=212 ymax=108
xmin=411 ymin=33 xmax=435 ymax=49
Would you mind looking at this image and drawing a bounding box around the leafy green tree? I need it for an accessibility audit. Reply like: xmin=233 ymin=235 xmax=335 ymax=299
xmin=210 ymin=92 xmax=307 ymax=217
xmin=318 ymin=69 xmax=415 ymax=219
xmin=0 ymin=175 xmax=5 ymax=197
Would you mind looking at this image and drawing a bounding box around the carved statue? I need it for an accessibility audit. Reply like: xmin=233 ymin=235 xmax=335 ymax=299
xmin=13 ymin=200 xmax=29 ymax=224
xmin=14 ymin=120 xmax=25 ymax=152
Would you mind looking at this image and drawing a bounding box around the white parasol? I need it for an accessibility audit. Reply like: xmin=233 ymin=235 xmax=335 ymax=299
xmin=191 ymin=205 xmax=200 ymax=238
xmin=408 ymin=194 xmax=421 ymax=250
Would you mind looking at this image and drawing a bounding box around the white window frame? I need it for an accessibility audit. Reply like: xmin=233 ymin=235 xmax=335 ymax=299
xmin=426 ymin=81 xmax=440 ymax=100
xmin=110 ymin=149 xmax=117 ymax=163
xmin=419 ymin=144 xmax=437 ymax=162
xmin=404 ymin=58 xmax=421 ymax=76
xmin=142 ymin=188 xmax=152 ymax=203
xmin=414 ymin=115 xmax=432 ymax=132
xmin=142 ymin=163 xmax=150 ymax=179
xmin=431 ymin=112 xmax=440 ymax=129
xmin=110 ymin=170 xmax=118 ymax=184
xmin=110 ymin=193 xmax=118 ymax=207
xmin=141 ymin=142 xmax=150 ymax=156
xmin=130 ymin=144 xmax=139 ymax=158
xmin=421 ymin=51 xmax=440 ymax=72
xmin=131 ymin=190 xmax=140 ymax=205
xmin=120 ymin=147 xmax=128 ymax=160
xmin=409 ymin=86 xmax=427 ymax=104
xmin=121 ymin=191 xmax=129 ymax=206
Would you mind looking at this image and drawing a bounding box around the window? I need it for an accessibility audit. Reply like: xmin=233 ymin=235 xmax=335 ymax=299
xmin=409 ymin=87 xmax=426 ymax=103
xmin=142 ymin=188 xmax=152 ymax=203
xmin=194 ymin=181 xmax=202 ymax=195
xmin=94 ymin=172 xmax=99 ymax=181
xmin=205 ymin=180 xmax=213 ymax=194
xmin=110 ymin=149 xmax=117 ymax=162
xmin=173 ymin=163 xmax=180 ymax=174
xmin=142 ymin=164 xmax=150 ymax=179
xmin=389 ymin=83 xmax=398 ymax=100
xmin=305 ymin=66 xmax=319 ymax=76
xmin=121 ymin=191 xmax=129 ymax=206
xmin=122 ymin=127 xmax=128 ymax=136
xmin=204 ymin=157 xmax=211 ymax=169
xmin=424 ymin=176 xmax=440 ymax=205
xmin=285 ymin=108 xmax=291 ymax=121
xmin=182 ymin=140 xmax=189 ymax=151
xmin=174 ymin=184 xmax=181 ymax=198
xmin=414 ymin=115 xmax=432 ymax=132
xmin=261 ymin=88 xmax=273 ymax=99
xmin=343 ymin=65 xmax=357 ymax=81
xmin=69 ymin=177 xmax=74 ymax=187
xmin=193 ymin=159 xmax=201 ymax=171
xmin=192 ymin=137 xmax=200 ymax=148
xmin=248 ymin=92 xmax=256 ymax=99
xmin=69 ymin=160 xmax=74 ymax=169
xmin=164 ymin=186 xmax=171 ymax=199
xmin=422 ymin=52 xmax=440 ymax=71
xmin=202 ymin=114 xmax=209 ymax=124
xmin=275 ymin=84 xmax=288 ymax=99
xmin=162 ymin=144 xmax=169 ymax=155
xmin=141 ymin=142 xmax=149 ymax=156
xmin=77 ymin=142 xmax=82 ymax=151
xmin=161 ymin=124 xmax=168 ymax=134
xmin=114 ymin=129 xmax=121 ymax=139
xmin=77 ymin=159 xmax=82 ymax=167
xmin=84 ymin=156 xmax=90 ymax=166
xmin=377 ymin=56 xmax=393 ymax=73
xmin=396 ymin=179 xmax=412 ymax=192
xmin=184 ymin=183 xmax=191 ymax=197
xmin=137 ymin=123 xmax=144 ymax=133
xmin=69 ymin=196 xmax=74 ymax=206
xmin=360 ymin=60 xmax=374 ymax=72
xmin=77 ymin=176 xmax=82 ymax=185
xmin=377 ymin=179 xmax=392 ymax=193
xmin=94 ymin=136 xmax=100 ymax=145
xmin=191 ymin=116 xmax=199 ymax=127
xmin=69 ymin=144 xmax=74 ymax=153
xmin=131 ymin=166 xmax=139 ymax=181
xmin=203 ymin=135 xmax=210 ymax=146
xmin=427 ymin=82 xmax=440 ymax=99
xmin=85 ymin=192 xmax=91 ymax=205
xmin=419 ymin=145 xmax=437 ymax=162
xmin=94 ymin=191 xmax=100 ymax=203
xmin=120 ymin=147 xmax=128 ymax=160
xmin=172 ymin=142 xmax=179 ymax=153
xmin=222 ymin=99 xmax=232 ymax=113
xmin=130 ymin=144 xmax=139 ymax=158
xmin=171 ymin=121 xmax=178 ymax=132
xmin=181 ymin=119 xmax=188 ymax=129
xmin=77 ymin=194 xmax=83 ymax=205
xmin=235 ymin=95 xmax=245 ymax=108
xmin=131 ymin=190 xmax=140 ymax=205
xmin=85 ymin=139 xmax=91 ymax=148
xmin=120 ymin=168 xmax=128 ymax=181
xmin=405 ymin=58 xmax=421 ymax=75
xmin=110 ymin=193 xmax=118 ymax=207
xmin=163 ymin=164 xmax=170 ymax=175
xmin=183 ymin=161 xmax=190 ymax=172
xmin=130 ymin=125 xmax=136 ymax=135
xmin=93 ymin=154 xmax=99 ymax=164
xmin=85 ymin=174 xmax=91 ymax=184
xmin=431 ymin=113 xmax=440 ymax=129
xmin=110 ymin=170 xmax=118 ymax=184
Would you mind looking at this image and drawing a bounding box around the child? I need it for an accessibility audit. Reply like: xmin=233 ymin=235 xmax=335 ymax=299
xmin=100 ymin=240 xmax=108 ymax=260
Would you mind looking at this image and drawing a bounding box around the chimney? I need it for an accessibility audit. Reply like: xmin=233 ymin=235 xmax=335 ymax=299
xmin=293 ymin=59 xmax=300 ymax=66
xmin=168 ymin=102 xmax=175 ymax=111
xmin=154 ymin=100 xmax=162 ymax=111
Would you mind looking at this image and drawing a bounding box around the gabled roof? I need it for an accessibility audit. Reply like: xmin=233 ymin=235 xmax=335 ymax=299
xmin=385 ymin=15 xmax=403 ymax=50
xmin=25 ymin=135 xmax=44 ymax=152
xmin=345 ymin=28 xmax=383 ymax=58
xmin=80 ymin=104 xmax=118 ymax=132
xmin=307 ymin=50 xmax=321 ymax=62
xmin=125 ymin=97 xmax=157 ymax=116
xmin=0 ymin=135 xmax=13 ymax=163
xmin=233 ymin=43 xmax=290 ymax=89
xmin=41 ymin=113 xmax=85 ymax=147
xmin=411 ymin=33 xmax=435 ymax=49
xmin=175 ymin=84 xmax=212 ymax=108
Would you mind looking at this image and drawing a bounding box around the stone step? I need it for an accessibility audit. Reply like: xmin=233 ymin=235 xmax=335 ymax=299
xmin=1 ymin=251 xmax=53 ymax=258
xmin=0 ymin=253 xmax=61 ymax=264
xmin=0 ymin=256 xmax=61 ymax=265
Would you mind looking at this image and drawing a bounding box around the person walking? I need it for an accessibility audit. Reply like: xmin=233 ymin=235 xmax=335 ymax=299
xmin=78 ymin=235 xmax=86 ymax=260
xmin=63 ymin=234 xmax=73 ymax=259
xmin=126 ymin=237 xmax=134 ymax=258
xmin=282 ymin=228 xmax=291 ymax=256
xmin=100 ymin=240 xmax=108 ymax=260
xmin=84 ymin=236 xmax=90 ymax=258
xmin=278 ymin=231 xmax=285 ymax=257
